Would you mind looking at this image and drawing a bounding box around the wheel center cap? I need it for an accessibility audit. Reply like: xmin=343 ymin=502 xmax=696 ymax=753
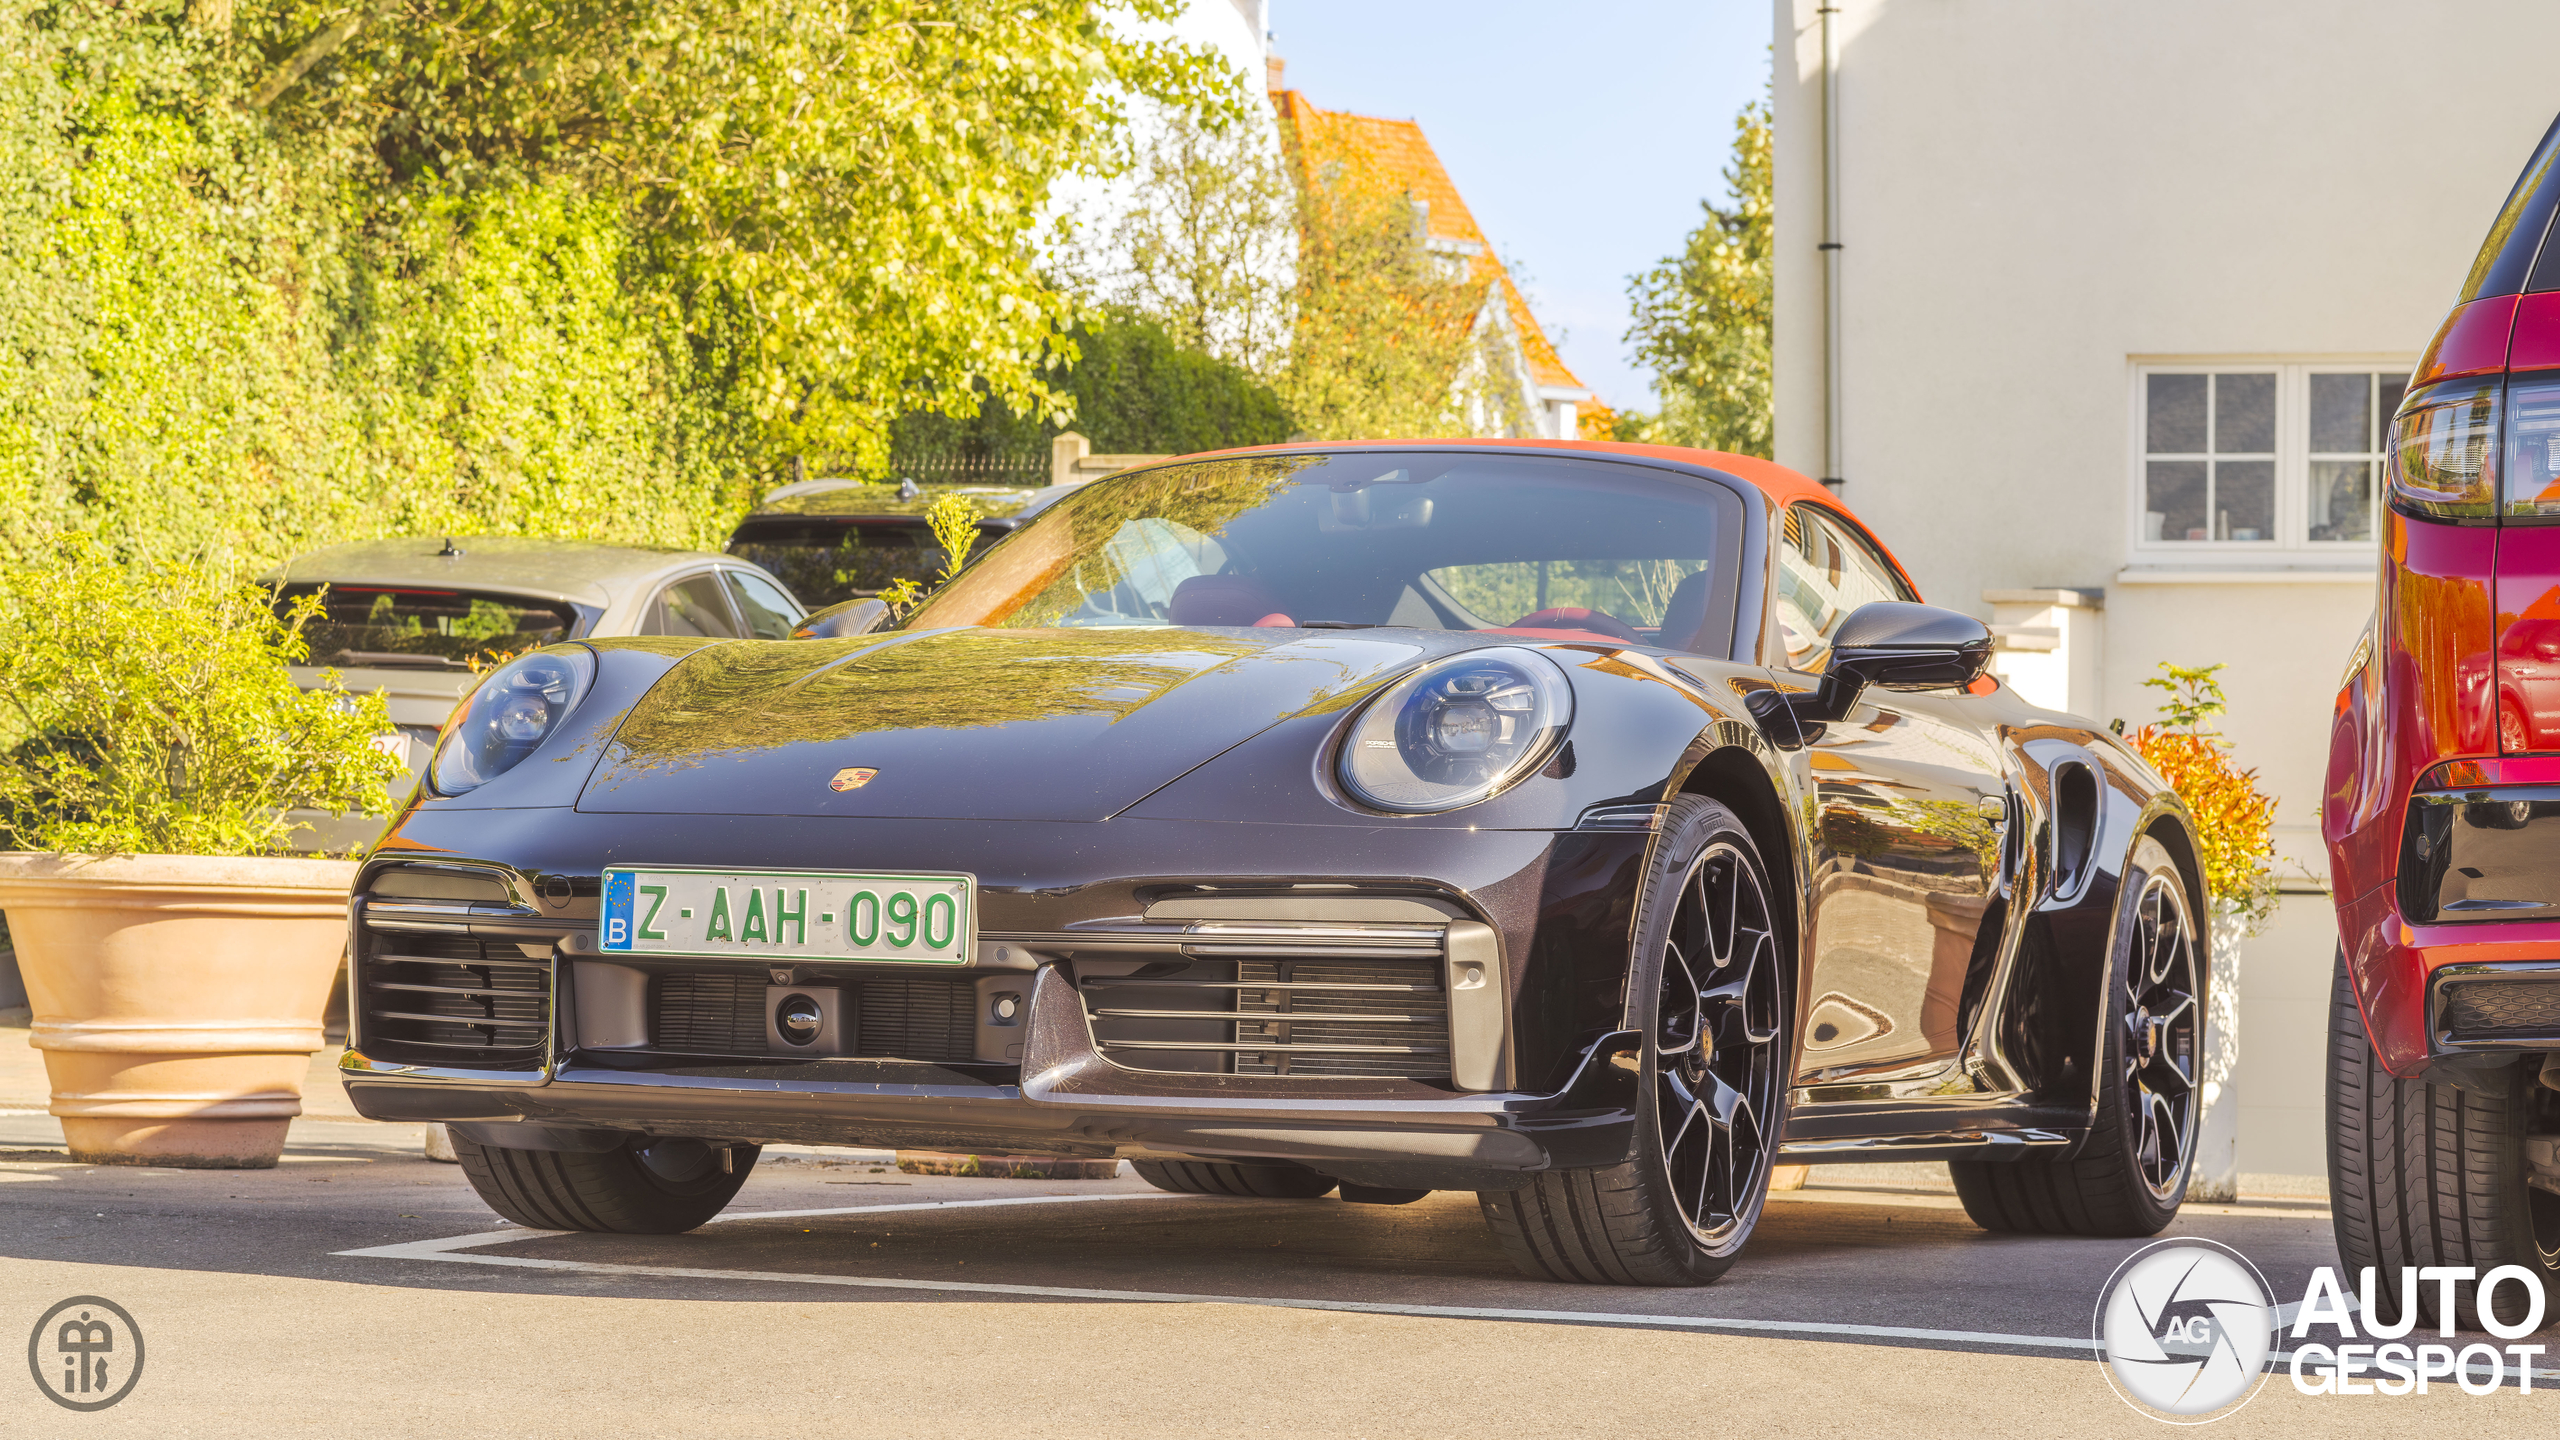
xmin=1687 ymin=1030 xmax=1713 ymax=1080
xmin=2138 ymin=1012 xmax=2159 ymax=1062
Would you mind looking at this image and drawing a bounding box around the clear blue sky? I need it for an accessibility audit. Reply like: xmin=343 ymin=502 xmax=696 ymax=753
xmin=1269 ymin=1 xmax=1772 ymax=413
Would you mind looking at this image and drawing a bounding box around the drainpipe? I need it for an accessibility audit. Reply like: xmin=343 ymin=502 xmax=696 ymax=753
xmin=1818 ymin=3 xmax=1845 ymax=494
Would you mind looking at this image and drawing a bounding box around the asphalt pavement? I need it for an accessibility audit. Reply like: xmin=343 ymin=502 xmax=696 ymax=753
xmin=0 ymin=1105 xmax=2518 ymax=1437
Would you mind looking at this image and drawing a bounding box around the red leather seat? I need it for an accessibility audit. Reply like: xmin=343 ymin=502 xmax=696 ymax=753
xmin=1510 ymin=606 xmax=1640 ymax=642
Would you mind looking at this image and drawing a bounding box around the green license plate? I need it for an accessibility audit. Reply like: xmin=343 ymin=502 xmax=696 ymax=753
xmin=599 ymin=866 xmax=973 ymax=964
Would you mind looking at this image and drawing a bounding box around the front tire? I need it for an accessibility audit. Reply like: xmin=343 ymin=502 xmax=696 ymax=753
xmin=1952 ymin=834 xmax=2200 ymax=1236
xmin=451 ymin=1132 xmax=759 ymax=1233
xmin=1130 ymin=1159 xmax=1337 ymax=1198
xmin=2328 ymin=945 xmax=2560 ymax=1330
xmin=1478 ymin=795 xmax=1789 ymax=1285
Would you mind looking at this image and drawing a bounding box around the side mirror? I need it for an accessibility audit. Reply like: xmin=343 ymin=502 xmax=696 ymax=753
xmin=1748 ymin=601 xmax=1994 ymax=746
xmin=789 ymin=597 xmax=890 ymax=640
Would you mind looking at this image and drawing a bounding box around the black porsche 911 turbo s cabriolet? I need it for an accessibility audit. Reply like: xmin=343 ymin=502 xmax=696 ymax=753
xmin=343 ymin=440 xmax=2207 ymax=1285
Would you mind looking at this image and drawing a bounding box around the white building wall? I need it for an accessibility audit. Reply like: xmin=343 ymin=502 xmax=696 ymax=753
xmin=1773 ymin=0 xmax=2560 ymax=1180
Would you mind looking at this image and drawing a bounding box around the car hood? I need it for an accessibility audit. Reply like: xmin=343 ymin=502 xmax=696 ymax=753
xmin=574 ymin=627 xmax=1436 ymax=821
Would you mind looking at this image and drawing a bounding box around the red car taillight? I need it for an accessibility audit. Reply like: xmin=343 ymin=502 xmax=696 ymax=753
xmin=2389 ymin=376 xmax=2502 ymax=520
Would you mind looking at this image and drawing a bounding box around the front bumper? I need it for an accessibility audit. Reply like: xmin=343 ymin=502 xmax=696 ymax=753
xmin=340 ymin=809 xmax=1654 ymax=1190
xmin=344 ymin=967 xmax=1641 ymax=1191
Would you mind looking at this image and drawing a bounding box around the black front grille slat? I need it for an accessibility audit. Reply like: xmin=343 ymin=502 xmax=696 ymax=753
xmin=643 ymin=970 xmax=978 ymax=1063
xmin=356 ymin=923 xmax=555 ymax=1070
xmin=1077 ymin=955 xmax=1452 ymax=1080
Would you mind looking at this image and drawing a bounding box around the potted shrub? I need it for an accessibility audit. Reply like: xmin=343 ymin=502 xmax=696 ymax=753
xmin=2128 ymin=663 xmax=2278 ymax=1204
xmin=0 ymin=540 xmax=401 ymax=1167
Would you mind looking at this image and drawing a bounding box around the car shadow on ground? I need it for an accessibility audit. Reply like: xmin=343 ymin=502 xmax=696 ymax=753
xmin=0 ymin=1117 xmax=2359 ymax=1349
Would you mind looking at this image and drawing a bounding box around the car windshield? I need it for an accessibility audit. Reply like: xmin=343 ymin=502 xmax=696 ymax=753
xmin=274 ymin=584 xmax=579 ymax=670
xmin=905 ymin=453 xmax=1743 ymax=654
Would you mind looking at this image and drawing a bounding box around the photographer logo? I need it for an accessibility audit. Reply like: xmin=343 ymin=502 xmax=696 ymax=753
xmin=27 ymin=1296 xmax=144 ymax=1412
xmin=2094 ymin=1240 xmax=2275 ymax=1422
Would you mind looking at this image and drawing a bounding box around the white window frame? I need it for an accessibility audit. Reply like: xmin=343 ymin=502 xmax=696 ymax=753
xmin=2127 ymin=361 xmax=2416 ymax=559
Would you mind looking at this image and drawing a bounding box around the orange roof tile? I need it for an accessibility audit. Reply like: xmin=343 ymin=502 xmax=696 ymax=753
xmin=1270 ymin=89 xmax=1594 ymax=402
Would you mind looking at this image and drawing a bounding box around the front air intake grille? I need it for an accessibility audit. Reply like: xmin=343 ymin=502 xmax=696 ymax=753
xmin=651 ymin=972 xmax=770 ymax=1053
xmin=645 ymin=971 xmax=977 ymax=1062
xmin=2440 ymin=978 xmax=2560 ymax=1040
xmin=357 ymin=928 xmax=551 ymax=1069
xmin=1076 ymin=956 xmax=1451 ymax=1080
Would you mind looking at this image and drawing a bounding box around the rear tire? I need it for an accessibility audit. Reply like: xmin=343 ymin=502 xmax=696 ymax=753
xmin=1477 ymin=795 xmax=1789 ymax=1286
xmin=451 ymin=1132 xmax=759 ymax=1233
xmin=2328 ymin=945 xmax=2560 ymax=1330
xmin=1952 ymin=834 xmax=2199 ymax=1237
xmin=1130 ymin=1159 xmax=1337 ymax=1198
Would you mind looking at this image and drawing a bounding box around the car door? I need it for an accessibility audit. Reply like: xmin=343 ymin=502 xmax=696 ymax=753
xmin=1777 ymin=506 xmax=2014 ymax=1083
xmin=642 ymin=570 xmax=745 ymax=639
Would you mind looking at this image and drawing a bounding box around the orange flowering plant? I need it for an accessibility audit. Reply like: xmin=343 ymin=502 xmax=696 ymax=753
xmin=2130 ymin=663 xmax=2279 ymax=930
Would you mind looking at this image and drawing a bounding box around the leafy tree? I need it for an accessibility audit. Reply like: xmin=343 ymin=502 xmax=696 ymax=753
xmin=0 ymin=0 xmax=1230 ymax=567
xmin=1620 ymin=97 xmax=1771 ymax=457
xmin=1057 ymin=103 xmax=1296 ymax=377
xmin=885 ymin=309 xmax=1293 ymax=467
xmin=1275 ymin=124 xmax=1481 ymax=440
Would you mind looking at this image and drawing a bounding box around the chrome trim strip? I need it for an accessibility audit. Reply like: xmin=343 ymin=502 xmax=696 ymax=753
xmin=1778 ymin=1128 xmax=2069 ymax=1159
xmin=1101 ymin=1039 xmax=1450 ymax=1055
xmin=339 ymin=1047 xmax=549 ymax=1086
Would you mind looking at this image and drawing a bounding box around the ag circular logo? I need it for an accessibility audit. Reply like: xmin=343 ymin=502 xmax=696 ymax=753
xmin=27 ymin=1296 xmax=144 ymax=1412
xmin=2094 ymin=1240 xmax=2274 ymax=1422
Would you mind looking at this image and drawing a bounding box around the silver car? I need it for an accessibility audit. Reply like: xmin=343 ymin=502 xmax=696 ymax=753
xmin=268 ymin=536 xmax=806 ymax=850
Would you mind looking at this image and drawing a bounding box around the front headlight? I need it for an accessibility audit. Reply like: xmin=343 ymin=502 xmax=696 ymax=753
xmin=430 ymin=647 xmax=595 ymax=796
xmin=1338 ymin=648 xmax=1573 ymax=813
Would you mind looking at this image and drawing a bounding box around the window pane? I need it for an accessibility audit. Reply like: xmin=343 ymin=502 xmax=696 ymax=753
xmin=273 ymin=586 xmax=576 ymax=670
xmin=2215 ymin=373 xmax=2276 ymax=453
xmin=723 ymin=569 xmax=802 ymax=639
xmin=647 ymin=574 xmax=741 ymax=637
xmin=2309 ymin=373 xmax=2372 ymax=453
xmin=2147 ymin=373 xmax=2207 ymax=453
xmin=2147 ymin=461 xmax=2208 ymax=542
xmin=2308 ymin=460 xmax=2375 ymax=542
xmin=2216 ymin=459 xmax=2275 ymax=539
xmin=2379 ymin=373 xmax=2410 ymax=436
xmin=1774 ymin=509 xmax=1911 ymax=669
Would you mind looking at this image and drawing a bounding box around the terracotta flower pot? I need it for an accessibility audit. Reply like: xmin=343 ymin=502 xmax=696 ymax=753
xmin=0 ymin=853 xmax=355 ymax=1168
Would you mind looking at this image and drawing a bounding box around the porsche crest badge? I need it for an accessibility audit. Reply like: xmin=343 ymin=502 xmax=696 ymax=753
xmin=828 ymin=767 xmax=878 ymax=792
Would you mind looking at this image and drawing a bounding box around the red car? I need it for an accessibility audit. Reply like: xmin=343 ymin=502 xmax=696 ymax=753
xmin=2328 ymin=112 xmax=2560 ymax=1329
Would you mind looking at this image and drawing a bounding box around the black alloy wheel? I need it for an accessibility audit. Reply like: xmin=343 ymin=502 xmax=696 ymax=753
xmin=1479 ymin=795 xmax=1790 ymax=1285
xmin=1952 ymin=834 xmax=2200 ymax=1236
xmin=1652 ymin=829 xmax=1788 ymax=1250
xmin=2121 ymin=869 xmax=2202 ymax=1200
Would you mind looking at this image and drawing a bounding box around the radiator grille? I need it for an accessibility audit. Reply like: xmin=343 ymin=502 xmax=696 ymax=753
xmin=357 ymin=928 xmax=551 ymax=1069
xmin=1078 ymin=956 xmax=1451 ymax=1080
xmin=646 ymin=970 xmax=976 ymax=1062
xmin=2441 ymin=979 xmax=2560 ymax=1038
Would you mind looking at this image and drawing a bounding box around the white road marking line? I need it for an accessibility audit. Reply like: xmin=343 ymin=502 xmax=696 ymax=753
xmin=335 ymin=1191 xmax=1200 ymax=1261
xmin=337 ymin=1194 xmax=2098 ymax=1349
